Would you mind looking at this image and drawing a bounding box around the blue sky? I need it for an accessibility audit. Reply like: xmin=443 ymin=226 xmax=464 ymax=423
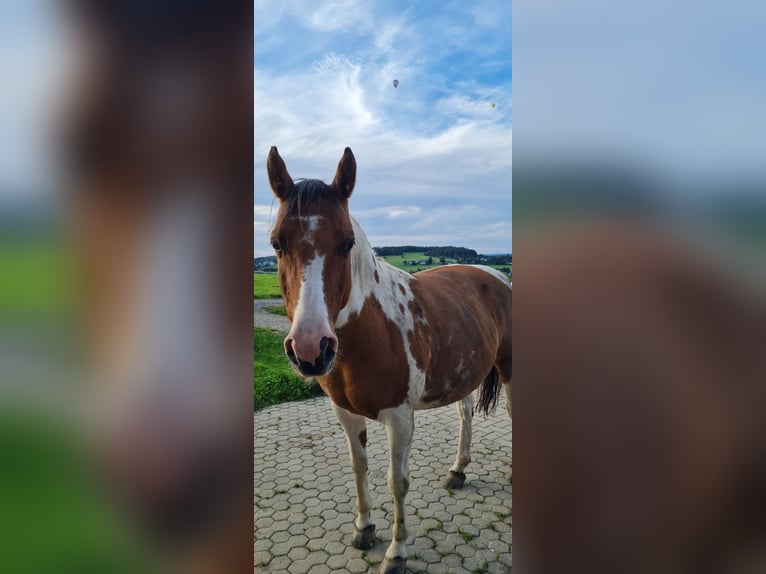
xmin=254 ymin=0 xmax=512 ymax=256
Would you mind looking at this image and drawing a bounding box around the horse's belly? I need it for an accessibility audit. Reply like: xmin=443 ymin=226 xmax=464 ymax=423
xmin=416 ymin=351 xmax=496 ymax=409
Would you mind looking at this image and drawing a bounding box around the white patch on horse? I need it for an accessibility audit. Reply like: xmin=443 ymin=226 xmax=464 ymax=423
xmin=336 ymin=217 xmax=426 ymax=409
xmin=290 ymin=215 xmax=323 ymax=246
xmin=293 ymin=255 xmax=329 ymax=328
xmin=470 ymin=264 xmax=512 ymax=287
xmin=336 ymin=217 xmax=376 ymax=327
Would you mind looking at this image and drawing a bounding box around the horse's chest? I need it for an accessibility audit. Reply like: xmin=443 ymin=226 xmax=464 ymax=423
xmin=319 ymin=354 xmax=410 ymax=420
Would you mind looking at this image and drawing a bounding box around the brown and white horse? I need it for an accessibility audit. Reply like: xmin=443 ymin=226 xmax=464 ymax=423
xmin=266 ymin=147 xmax=512 ymax=574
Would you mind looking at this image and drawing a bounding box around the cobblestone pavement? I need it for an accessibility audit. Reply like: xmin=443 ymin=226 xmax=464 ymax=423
xmin=254 ymin=395 xmax=512 ymax=573
xmin=254 ymin=299 xmax=291 ymax=333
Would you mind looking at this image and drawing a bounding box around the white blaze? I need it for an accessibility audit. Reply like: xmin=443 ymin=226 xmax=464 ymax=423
xmin=293 ymin=255 xmax=329 ymax=328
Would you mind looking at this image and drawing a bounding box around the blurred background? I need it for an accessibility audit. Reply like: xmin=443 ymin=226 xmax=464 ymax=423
xmin=514 ymin=1 xmax=766 ymax=572
xmin=1 ymin=1 xmax=252 ymax=572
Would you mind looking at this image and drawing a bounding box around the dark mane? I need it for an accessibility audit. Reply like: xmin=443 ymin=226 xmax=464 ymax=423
xmin=285 ymin=179 xmax=337 ymax=216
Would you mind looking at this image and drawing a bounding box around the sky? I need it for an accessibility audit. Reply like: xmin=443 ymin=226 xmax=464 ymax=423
xmin=254 ymin=0 xmax=512 ymax=256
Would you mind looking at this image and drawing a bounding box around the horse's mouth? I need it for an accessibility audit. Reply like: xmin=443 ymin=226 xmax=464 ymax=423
xmin=293 ymin=359 xmax=334 ymax=378
xmin=286 ymin=346 xmax=336 ymax=378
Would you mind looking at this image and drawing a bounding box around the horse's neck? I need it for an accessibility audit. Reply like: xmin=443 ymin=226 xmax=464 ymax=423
xmin=335 ymin=217 xmax=412 ymax=328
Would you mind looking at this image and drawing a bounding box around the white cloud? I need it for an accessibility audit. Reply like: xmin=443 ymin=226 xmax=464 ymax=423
xmin=254 ymin=0 xmax=512 ymax=254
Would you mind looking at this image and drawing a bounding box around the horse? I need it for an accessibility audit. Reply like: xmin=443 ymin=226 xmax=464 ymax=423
xmin=266 ymin=146 xmax=512 ymax=574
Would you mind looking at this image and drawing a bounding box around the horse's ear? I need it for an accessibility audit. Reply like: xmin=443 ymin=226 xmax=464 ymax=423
xmin=267 ymin=146 xmax=293 ymax=200
xmin=331 ymin=147 xmax=356 ymax=199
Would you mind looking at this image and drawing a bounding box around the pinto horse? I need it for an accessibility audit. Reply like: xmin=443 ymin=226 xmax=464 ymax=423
xmin=266 ymin=147 xmax=512 ymax=574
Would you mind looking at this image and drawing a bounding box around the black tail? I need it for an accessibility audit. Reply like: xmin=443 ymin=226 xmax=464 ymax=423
xmin=477 ymin=366 xmax=501 ymax=416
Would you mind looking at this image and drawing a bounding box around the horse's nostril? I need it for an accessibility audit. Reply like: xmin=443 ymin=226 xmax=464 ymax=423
xmin=319 ymin=337 xmax=329 ymax=354
xmin=284 ymin=338 xmax=299 ymax=365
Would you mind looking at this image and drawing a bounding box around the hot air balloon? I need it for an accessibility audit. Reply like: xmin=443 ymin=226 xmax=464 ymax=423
xmin=393 ymin=79 xmax=399 ymax=88
xmin=491 ymin=102 xmax=496 ymax=108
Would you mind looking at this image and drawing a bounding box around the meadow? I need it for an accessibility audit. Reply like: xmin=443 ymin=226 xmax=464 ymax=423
xmin=381 ymin=252 xmax=512 ymax=275
xmin=253 ymin=273 xmax=282 ymax=299
xmin=253 ymin=327 xmax=324 ymax=411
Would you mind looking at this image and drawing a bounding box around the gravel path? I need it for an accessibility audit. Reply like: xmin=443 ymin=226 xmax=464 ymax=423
xmin=254 ymin=298 xmax=291 ymax=333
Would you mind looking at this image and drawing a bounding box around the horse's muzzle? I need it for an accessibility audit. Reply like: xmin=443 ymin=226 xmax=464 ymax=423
xmin=285 ymin=335 xmax=336 ymax=377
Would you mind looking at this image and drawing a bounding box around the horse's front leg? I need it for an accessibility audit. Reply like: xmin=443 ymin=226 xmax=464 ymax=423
xmin=378 ymin=404 xmax=414 ymax=574
xmin=332 ymin=403 xmax=376 ymax=550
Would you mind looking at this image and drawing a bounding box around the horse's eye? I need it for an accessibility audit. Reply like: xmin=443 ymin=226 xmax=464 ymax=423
xmin=342 ymin=238 xmax=355 ymax=256
xmin=271 ymin=240 xmax=283 ymax=254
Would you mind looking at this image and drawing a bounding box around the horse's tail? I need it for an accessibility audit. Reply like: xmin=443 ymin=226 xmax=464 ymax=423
xmin=477 ymin=366 xmax=501 ymax=415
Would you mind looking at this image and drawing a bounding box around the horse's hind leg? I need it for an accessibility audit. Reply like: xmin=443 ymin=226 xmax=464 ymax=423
xmin=444 ymin=394 xmax=474 ymax=489
xmin=332 ymin=403 xmax=376 ymax=550
xmin=504 ymin=380 xmax=512 ymax=482
xmin=496 ymin=357 xmax=512 ymax=482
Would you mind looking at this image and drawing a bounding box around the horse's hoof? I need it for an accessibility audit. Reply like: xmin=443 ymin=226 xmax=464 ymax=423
xmin=380 ymin=556 xmax=407 ymax=574
xmin=351 ymin=524 xmax=376 ymax=550
xmin=443 ymin=470 xmax=467 ymax=490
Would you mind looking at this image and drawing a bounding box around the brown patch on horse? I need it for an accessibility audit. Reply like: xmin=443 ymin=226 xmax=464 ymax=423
xmin=398 ymin=303 xmax=405 ymax=315
xmin=398 ymin=284 xmax=406 ymax=295
xmin=408 ymin=299 xmax=425 ymax=320
xmin=359 ymin=430 xmax=367 ymax=448
xmin=408 ymin=266 xmax=511 ymax=406
xmin=318 ymin=296 xmax=410 ymax=419
xmin=374 ymin=270 xmax=380 ymax=283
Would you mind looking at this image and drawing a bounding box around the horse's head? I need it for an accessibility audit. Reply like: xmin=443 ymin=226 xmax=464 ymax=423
xmin=267 ymin=146 xmax=357 ymax=377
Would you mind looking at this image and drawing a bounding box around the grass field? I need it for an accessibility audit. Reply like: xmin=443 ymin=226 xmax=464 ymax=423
xmin=253 ymin=273 xmax=282 ymax=299
xmin=381 ymin=252 xmax=512 ymax=275
xmin=253 ymin=327 xmax=324 ymax=411
xmin=0 ymin=240 xmax=73 ymax=321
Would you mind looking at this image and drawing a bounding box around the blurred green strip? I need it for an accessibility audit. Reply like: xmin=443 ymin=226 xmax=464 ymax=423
xmin=0 ymin=411 xmax=149 ymax=573
xmin=0 ymin=240 xmax=74 ymax=323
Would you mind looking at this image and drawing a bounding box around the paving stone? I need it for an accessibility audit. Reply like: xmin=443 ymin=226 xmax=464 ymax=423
xmin=287 ymin=559 xmax=311 ymax=574
xmin=255 ymin=395 xmax=511 ymax=573
xmin=345 ymin=557 xmax=370 ymax=573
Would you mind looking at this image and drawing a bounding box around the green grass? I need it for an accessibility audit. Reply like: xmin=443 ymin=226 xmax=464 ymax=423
xmin=381 ymin=252 xmax=444 ymax=273
xmin=263 ymin=304 xmax=287 ymax=316
xmin=0 ymin=239 xmax=74 ymax=322
xmin=254 ymin=327 xmax=324 ymax=410
xmin=381 ymin=252 xmax=511 ymax=276
xmin=253 ymin=273 xmax=282 ymax=299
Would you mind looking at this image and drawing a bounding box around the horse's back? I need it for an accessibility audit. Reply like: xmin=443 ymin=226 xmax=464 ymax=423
xmin=412 ymin=264 xmax=512 ymax=337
